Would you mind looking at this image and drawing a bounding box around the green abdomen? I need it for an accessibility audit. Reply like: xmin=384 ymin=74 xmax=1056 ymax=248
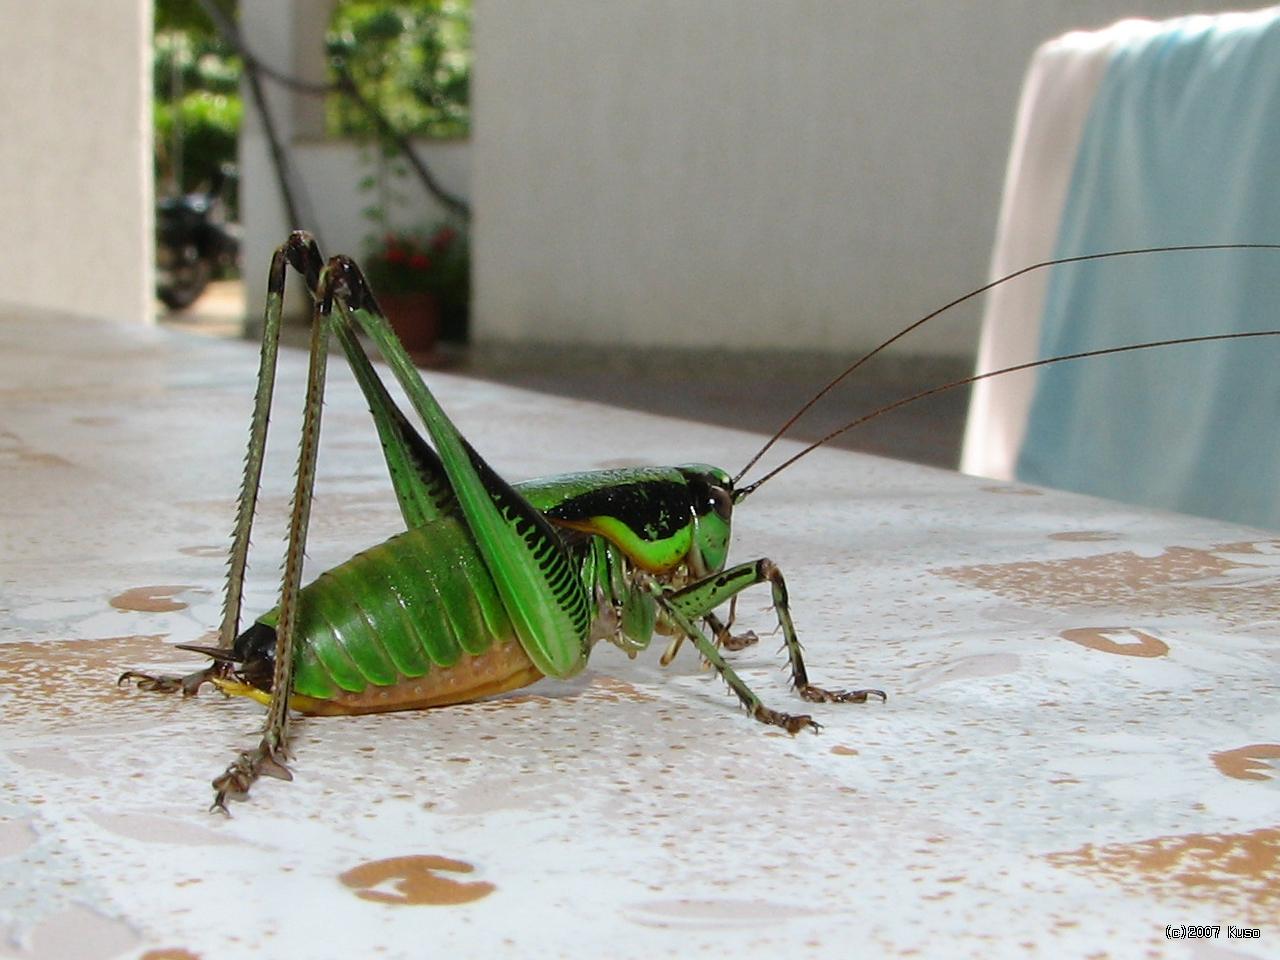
xmin=277 ymin=521 xmax=542 ymax=712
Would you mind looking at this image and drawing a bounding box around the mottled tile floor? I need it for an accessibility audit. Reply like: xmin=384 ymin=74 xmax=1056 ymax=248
xmin=9 ymin=305 xmax=1278 ymax=959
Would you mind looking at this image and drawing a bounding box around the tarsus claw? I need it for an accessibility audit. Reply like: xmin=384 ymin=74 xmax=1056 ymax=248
xmin=797 ymin=683 xmax=886 ymax=704
xmin=211 ymin=737 xmax=293 ymax=812
xmin=117 ymin=664 xmax=225 ymax=697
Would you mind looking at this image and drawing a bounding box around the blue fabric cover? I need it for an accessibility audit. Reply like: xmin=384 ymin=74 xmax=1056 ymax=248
xmin=1016 ymin=10 xmax=1280 ymax=528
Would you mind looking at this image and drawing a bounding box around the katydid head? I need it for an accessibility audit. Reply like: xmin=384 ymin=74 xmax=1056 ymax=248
xmin=677 ymin=464 xmax=735 ymax=576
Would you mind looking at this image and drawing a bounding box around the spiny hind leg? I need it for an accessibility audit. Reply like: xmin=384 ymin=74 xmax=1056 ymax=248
xmin=209 ymin=236 xmax=335 ymax=809
xmin=666 ymin=558 xmax=885 ymax=706
xmin=333 ymin=255 xmax=593 ymax=680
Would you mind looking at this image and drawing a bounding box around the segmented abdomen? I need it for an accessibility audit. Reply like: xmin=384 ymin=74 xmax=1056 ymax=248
xmin=285 ymin=519 xmax=543 ymax=714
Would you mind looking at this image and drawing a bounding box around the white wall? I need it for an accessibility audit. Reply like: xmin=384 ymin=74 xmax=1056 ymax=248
xmin=242 ymin=1 xmax=1253 ymax=351
xmin=0 ymin=0 xmax=152 ymax=323
xmin=241 ymin=137 xmax=470 ymax=320
xmin=471 ymin=0 xmax=1251 ymax=356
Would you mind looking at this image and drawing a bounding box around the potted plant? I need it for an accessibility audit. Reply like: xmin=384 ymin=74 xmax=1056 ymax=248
xmin=362 ymin=222 xmax=468 ymax=359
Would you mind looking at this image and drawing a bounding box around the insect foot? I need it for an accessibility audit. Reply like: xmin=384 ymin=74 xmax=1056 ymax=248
xmin=717 ymin=628 xmax=759 ymax=652
xmin=754 ymin=704 xmax=821 ymax=735
xmin=797 ymin=684 xmax=887 ymax=705
xmin=708 ymin=604 xmax=760 ymax=651
xmin=116 ymin=665 xmax=223 ymax=697
xmin=211 ymin=738 xmax=293 ymax=814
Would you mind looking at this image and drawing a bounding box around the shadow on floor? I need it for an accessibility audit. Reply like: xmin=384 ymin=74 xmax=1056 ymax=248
xmin=162 ymin=281 xmax=972 ymax=471
xmin=454 ymin=344 xmax=971 ymax=470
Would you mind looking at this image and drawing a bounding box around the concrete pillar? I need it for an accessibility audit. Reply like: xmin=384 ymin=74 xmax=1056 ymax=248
xmin=0 ymin=0 xmax=153 ymax=323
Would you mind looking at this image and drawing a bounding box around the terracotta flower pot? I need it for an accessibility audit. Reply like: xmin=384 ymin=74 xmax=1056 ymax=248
xmin=377 ymin=291 xmax=441 ymax=359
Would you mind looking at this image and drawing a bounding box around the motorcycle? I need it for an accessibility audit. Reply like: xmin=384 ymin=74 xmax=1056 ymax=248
xmin=156 ymin=168 xmax=241 ymax=311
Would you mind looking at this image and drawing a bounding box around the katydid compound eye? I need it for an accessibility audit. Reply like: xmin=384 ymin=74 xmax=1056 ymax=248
xmin=709 ymin=486 xmax=733 ymax=521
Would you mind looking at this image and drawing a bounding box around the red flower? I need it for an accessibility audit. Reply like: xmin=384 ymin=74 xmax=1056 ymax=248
xmin=385 ymin=246 xmax=408 ymax=264
xmin=409 ymin=253 xmax=431 ymax=271
xmin=430 ymin=227 xmax=457 ymax=252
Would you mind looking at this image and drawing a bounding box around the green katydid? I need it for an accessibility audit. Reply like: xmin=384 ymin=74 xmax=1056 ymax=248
xmin=122 ymin=232 xmax=881 ymax=809
xmin=120 ymin=234 xmax=1280 ymax=810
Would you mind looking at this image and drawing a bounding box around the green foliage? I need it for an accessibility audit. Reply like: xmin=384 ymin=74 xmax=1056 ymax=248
xmin=155 ymin=0 xmax=226 ymax=32
xmin=327 ymin=0 xmax=471 ymax=140
xmin=340 ymin=1 xmax=473 ymax=337
xmin=154 ymin=1 xmax=242 ymax=197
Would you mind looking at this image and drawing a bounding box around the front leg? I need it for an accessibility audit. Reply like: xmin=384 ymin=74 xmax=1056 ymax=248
xmin=666 ymin=558 xmax=886 ymax=706
xmin=647 ymin=579 xmax=819 ymax=734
